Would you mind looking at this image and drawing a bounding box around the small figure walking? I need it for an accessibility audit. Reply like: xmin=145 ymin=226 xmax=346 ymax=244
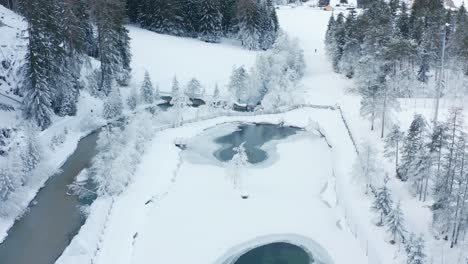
xmin=315 ymin=49 xmax=317 ymax=53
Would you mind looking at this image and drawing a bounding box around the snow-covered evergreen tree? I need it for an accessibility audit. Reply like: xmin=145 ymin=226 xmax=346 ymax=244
xmin=171 ymin=76 xmax=181 ymax=97
xmin=20 ymin=123 xmax=42 ymax=175
xmin=94 ymin=0 xmax=131 ymax=94
xmin=198 ymin=0 xmax=222 ymax=43
xmin=19 ymin=0 xmax=55 ymax=130
xmin=103 ymin=84 xmax=124 ymax=120
xmin=237 ymin=0 xmax=261 ymax=50
xmin=127 ymin=87 xmax=139 ymax=111
xmin=228 ymin=66 xmax=249 ymax=104
xmin=384 ymin=125 xmax=405 ymax=172
xmin=140 ymin=71 xmax=155 ymax=104
xmin=386 ymin=201 xmax=407 ymax=243
xmin=372 ymin=179 xmax=393 ymax=226
xmin=405 ymin=234 xmax=427 ymax=264
xmin=399 ymin=114 xmax=428 ymax=181
xmin=185 ymin=78 xmax=204 ymax=99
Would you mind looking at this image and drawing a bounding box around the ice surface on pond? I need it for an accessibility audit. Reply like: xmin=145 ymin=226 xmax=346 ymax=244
xmin=233 ymin=242 xmax=311 ymax=264
xmin=182 ymin=123 xmax=304 ymax=166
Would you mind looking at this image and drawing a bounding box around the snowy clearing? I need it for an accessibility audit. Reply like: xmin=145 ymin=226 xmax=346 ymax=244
xmin=128 ymin=25 xmax=258 ymax=96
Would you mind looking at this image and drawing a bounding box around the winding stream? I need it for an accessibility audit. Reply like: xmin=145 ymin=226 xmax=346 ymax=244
xmin=0 ymin=130 xmax=100 ymax=264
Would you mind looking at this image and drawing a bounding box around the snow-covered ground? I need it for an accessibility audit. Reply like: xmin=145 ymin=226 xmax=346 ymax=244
xmin=128 ymin=26 xmax=257 ymax=95
xmin=2 ymin=2 xmax=466 ymax=263
xmin=57 ymin=108 xmax=371 ymax=264
xmin=277 ymin=5 xmax=468 ymax=264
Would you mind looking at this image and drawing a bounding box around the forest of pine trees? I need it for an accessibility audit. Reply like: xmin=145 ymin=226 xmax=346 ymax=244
xmin=326 ymin=0 xmax=468 ymax=138
xmin=128 ymin=0 xmax=279 ymax=49
xmin=17 ymin=0 xmax=130 ymax=130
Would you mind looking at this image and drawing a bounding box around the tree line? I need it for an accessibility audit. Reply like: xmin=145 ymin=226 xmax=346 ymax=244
xmin=127 ymin=0 xmax=279 ymax=49
xmin=18 ymin=0 xmax=130 ymax=130
xmin=325 ymin=0 xmax=468 ymax=137
xmin=383 ymin=108 xmax=468 ymax=248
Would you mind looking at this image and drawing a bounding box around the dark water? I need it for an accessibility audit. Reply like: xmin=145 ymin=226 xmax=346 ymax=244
xmin=0 ymin=130 xmax=100 ymax=264
xmin=214 ymin=123 xmax=301 ymax=164
xmin=234 ymin=242 xmax=312 ymax=264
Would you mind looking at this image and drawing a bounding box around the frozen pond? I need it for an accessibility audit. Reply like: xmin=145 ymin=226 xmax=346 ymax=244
xmin=233 ymin=242 xmax=312 ymax=264
xmin=213 ymin=123 xmax=301 ymax=164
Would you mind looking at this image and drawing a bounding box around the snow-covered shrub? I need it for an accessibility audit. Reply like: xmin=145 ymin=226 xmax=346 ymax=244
xmin=127 ymin=87 xmax=139 ymax=111
xmin=170 ymin=88 xmax=191 ymax=127
xmin=231 ymin=31 xmax=306 ymax=109
xmin=90 ymin=112 xmax=157 ymax=197
xmin=50 ymin=128 xmax=68 ymax=150
xmin=91 ymin=126 xmax=128 ymax=196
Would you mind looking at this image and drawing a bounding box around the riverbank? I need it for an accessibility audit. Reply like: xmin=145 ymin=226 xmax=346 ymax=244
xmin=0 ymin=92 xmax=106 ymax=243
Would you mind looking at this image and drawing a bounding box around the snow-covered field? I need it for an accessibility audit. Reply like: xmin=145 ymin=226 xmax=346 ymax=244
xmin=129 ymin=26 xmax=257 ymax=95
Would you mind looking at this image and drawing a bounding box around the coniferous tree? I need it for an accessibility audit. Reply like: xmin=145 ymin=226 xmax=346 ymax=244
xmin=372 ymin=179 xmax=394 ymax=226
xmin=19 ymin=0 xmax=56 ymax=129
xmin=237 ymin=0 xmax=261 ymax=50
xmin=94 ymin=0 xmax=131 ymax=94
xmin=405 ymin=234 xmax=427 ymax=264
xmin=140 ymin=71 xmax=155 ymax=104
xmin=198 ymin=0 xmax=223 ymax=43
xmin=185 ymin=78 xmax=204 ymax=99
xmin=103 ymin=83 xmax=124 ymax=119
xmin=228 ymin=66 xmax=249 ymax=104
xmin=384 ymin=125 xmax=405 ymax=172
xmin=386 ymin=201 xmax=407 ymax=243
xmin=220 ymin=0 xmax=237 ymax=36
xmin=179 ymin=0 xmax=201 ymax=37
xmin=20 ymin=123 xmax=42 ymax=175
xmin=127 ymin=87 xmax=139 ymax=110
xmin=399 ymin=114 xmax=428 ymax=181
xmin=171 ymin=76 xmax=181 ymax=97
